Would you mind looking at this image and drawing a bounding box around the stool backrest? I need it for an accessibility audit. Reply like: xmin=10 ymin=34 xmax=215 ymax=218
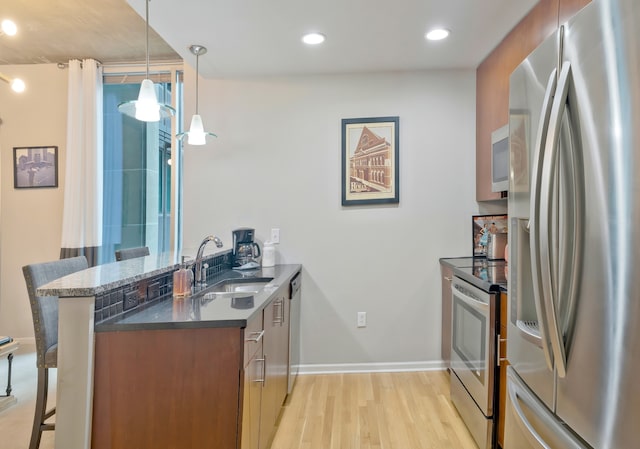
xmin=115 ymin=246 xmax=150 ymax=261
xmin=22 ymin=256 xmax=89 ymax=368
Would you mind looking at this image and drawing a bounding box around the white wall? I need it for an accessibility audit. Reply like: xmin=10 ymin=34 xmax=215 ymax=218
xmin=0 ymin=64 xmax=68 ymax=339
xmin=0 ymin=64 xmax=481 ymax=368
xmin=182 ymin=69 xmax=479 ymax=368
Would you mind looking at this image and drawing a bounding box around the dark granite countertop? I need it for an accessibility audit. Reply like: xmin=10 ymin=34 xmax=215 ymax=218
xmin=440 ymin=256 xmax=507 ymax=293
xmin=95 ymin=264 xmax=302 ymax=332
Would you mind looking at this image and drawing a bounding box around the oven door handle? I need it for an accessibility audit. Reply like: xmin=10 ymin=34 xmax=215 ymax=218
xmin=453 ymin=286 xmax=489 ymax=313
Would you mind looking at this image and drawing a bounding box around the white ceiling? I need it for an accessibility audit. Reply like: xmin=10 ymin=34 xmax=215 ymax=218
xmin=1 ymin=0 xmax=538 ymax=78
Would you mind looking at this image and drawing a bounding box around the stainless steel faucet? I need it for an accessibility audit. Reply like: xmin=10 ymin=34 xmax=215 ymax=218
xmin=195 ymin=235 xmax=223 ymax=285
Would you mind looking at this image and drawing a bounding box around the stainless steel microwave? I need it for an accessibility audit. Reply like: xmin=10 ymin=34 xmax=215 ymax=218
xmin=491 ymin=124 xmax=509 ymax=192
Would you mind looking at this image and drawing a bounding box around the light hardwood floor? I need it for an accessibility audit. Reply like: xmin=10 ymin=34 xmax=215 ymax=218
xmin=271 ymin=371 xmax=478 ymax=449
xmin=0 ymin=345 xmax=56 ymax=449
xmin=1 ymin=348 xmax=475 ymax=449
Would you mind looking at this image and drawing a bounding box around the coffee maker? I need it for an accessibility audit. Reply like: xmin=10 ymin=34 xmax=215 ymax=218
xmin=232 ymin=228 xmax=261 ymax=269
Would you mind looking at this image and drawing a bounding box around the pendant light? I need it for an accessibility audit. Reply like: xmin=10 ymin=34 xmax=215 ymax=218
xmin=177 ymin=45 xmax=217 ymax=145
xmin=118 ymin=0 xmax=175 ymax=122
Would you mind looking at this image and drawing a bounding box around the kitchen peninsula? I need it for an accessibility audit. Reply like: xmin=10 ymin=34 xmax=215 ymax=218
xmin=37 ymin=249 xmax=301 ymax=449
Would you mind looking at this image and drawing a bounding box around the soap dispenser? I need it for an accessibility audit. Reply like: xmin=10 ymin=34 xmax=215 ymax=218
xmin=173 ymin=256 xmax=193 ymax=297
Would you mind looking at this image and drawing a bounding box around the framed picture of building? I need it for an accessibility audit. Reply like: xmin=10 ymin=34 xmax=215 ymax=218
xmin=341 ymin=116 xmax=399 ymax=206
xmin=13 ymin=146 xmax=59 ymax=189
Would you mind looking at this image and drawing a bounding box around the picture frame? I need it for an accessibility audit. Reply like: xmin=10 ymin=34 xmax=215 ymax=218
xmin=13 ymin=146 xmax=59 ymax=189
xmin=473 ymin=214 xmax=508 ymax=257
xmin=341 ymin=116 xmax=399 ymax=206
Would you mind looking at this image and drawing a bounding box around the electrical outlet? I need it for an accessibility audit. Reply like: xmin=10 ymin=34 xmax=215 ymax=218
xmin=270 ymin=228 xmax=280 ymax=243
xmin=357 ymin=312 xmax=367 ymax=328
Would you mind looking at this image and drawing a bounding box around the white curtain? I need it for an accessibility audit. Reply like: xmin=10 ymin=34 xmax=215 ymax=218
xmin=60 ymin=59 xmax=103 ymax=266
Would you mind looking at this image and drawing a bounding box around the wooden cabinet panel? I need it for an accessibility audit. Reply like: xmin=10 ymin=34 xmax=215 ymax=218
xmin=92 ymin=282 xmax=296 ymax=449
xmin=475 ymin=0 xmax=591 ymax=202
xmin=92 ymin=327 xmax=242 ymax=449
xmin=476 ymin=0 xmax=560 ymax=202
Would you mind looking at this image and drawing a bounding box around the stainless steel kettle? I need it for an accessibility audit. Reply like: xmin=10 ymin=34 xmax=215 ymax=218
xmin=487 ymin=232 xmax=508 ymax=260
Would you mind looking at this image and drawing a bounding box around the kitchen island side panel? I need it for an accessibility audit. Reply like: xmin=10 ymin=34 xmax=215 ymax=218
xmin=92 ymin=327 xmax=242 ymax=449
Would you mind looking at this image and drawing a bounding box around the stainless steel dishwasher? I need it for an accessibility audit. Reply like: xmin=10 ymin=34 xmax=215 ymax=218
xmin=287 ymin=271 xmax=301 ymax=394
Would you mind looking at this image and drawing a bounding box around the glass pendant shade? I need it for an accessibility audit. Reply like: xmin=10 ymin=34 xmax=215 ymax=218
xmin=117 ymin=0 xmax=175 ymax=122
xmin=118 ymin=79 xmax=175 ymax=122
xmin=176 ymin=44 xmax=217 ymax=145
xmin=184 ymin=114 xmax=217 ymax=145
xmin=135 ymin=79 xmax=161 ymax=121
xmin=187 ymin=115 xmax=206 ymax=145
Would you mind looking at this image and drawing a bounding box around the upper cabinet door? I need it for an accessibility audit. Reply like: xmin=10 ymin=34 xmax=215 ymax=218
xmin=475 ymin=0 xmax=591 ymax=202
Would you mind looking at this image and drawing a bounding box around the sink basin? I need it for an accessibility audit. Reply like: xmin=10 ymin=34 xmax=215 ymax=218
xmin=206 ymin=279 xmax=273 ymax=298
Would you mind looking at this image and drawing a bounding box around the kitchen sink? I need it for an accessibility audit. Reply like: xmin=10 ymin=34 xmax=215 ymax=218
xmin=205 ymin=279 xmax=273 ymax=298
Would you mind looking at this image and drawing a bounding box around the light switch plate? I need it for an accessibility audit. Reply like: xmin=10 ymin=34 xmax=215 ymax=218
xmin=357 ymin=312 xmax=367 ymax=327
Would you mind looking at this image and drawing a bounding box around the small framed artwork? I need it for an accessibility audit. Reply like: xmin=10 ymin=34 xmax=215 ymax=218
xmin=341 ymin=116 xmax=399 ymax=206
xmin=473 ymin=214 xmax=508 ymax=257
xmin=13 ymin=146 xmax=59 ymax=189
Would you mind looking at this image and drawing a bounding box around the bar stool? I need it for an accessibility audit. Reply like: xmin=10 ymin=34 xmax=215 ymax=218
xmin=0 ymin=338 xmax=19 ymax=412
xmin=22 ymin=256 xmax=88 ymax=449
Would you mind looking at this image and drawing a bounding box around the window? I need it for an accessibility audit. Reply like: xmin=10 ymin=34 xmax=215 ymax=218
xmin=101 ymin=68 xmax=183 ymax=263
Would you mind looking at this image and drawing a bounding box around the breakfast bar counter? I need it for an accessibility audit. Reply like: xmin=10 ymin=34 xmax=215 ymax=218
xmin=36 ymin=250 xmax=300 ymax=449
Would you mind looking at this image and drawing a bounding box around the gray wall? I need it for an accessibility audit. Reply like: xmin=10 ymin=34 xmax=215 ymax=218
xmin=182 ymin=69 xmax=479 ymax=370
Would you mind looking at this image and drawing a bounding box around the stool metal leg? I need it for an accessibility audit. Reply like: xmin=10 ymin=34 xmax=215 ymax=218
xmin=5 ymin=353 xmax=12 ymax=396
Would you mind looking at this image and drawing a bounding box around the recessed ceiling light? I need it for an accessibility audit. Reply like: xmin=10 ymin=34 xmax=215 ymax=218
xmin=1 ymin=19 xmax=17 ymax=36
xmin=425 ymin=28 xmax=450 ymax=41
xmin=302 ymin=33 xmax=326 ymax=45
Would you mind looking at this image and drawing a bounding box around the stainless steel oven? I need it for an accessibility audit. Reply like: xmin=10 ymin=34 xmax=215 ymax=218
xmin=450 ymin=275 xmax=498 ymax=449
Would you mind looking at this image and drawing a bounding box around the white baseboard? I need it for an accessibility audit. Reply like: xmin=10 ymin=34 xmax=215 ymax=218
xmin=299 ymin=360 xmax=446 ymax=375
xmin=12 ymin=337 xmax=35 ymax=348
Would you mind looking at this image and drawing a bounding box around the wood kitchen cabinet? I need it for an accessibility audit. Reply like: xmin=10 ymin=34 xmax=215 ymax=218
xmin=476 ymin=0 xmax=591 ymax=201
xmin=92 ymin=288 xmax=293 ymax=449
xmin=92 ymin=327 xmax=242 ymax=449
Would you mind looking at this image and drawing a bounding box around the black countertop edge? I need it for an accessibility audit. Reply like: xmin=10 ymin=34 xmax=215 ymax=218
xmin=96 ymin=318 xmax=250 ymax=333
xmin=453 ymin=268 xmax=506 ymax=293
xmin=439 ymin=256 xmax=475 ymax=269
xmin=95 ymin=264 xmax=302 ymax=332
xmin=440 ymin=256 xmax=508 ymax=293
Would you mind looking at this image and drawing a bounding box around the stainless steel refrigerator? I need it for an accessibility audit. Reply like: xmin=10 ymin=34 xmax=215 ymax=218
xmin=506 ymin=1 xmax=640 ymax=448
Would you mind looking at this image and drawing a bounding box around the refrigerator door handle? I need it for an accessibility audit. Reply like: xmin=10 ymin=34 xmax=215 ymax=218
xmin=529 ymin=69 xmax=557 ymax=372
xmin=539 ymin=61 xmax=575 ymax=379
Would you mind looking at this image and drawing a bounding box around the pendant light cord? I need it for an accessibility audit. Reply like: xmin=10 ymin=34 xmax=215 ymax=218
xmin=195 ymin=52 xmax=199 ymax=114
xmin=145 ymin=0 xmax=150 ymax=79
